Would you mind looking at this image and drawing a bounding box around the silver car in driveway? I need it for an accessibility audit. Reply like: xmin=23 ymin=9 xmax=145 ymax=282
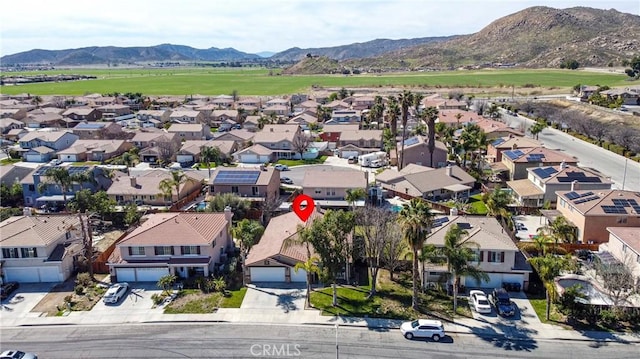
xmin=103 ymin=282 xmax=129 ymax=304
xmin=0 ymin=350 xmax=38 ymax=359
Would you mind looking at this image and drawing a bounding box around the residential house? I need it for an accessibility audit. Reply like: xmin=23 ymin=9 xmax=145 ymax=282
xmin=210 ymin=110 xmax=239 ymax=129
xmin=376 ymin=164 xmax=474 ymax=201
xmin=470 ymin=118 xmax=523 ymax=139
xmin=243 ymin=115 xmax=260 ymax=132
xmin=556 ymin=189 xmax=640 ymax=244
xmin=252 ymin=124 xmax=303 ymax=160
xmin=351 ymin=96 xmax=376 ymax=110
xmin=90 ymin=96 xmax=117 ymax=106
xmin=213 ymin=129 xmax=254 ymax=149
xmin=293 ymin=99 xmax=321 ymax=114
xmin=0 ymin=108 xmax=28 ymax=120
xmin=4 ymin=128 xmax=28 ymax=141
xmin=324 ymin=100 xmax=350 ymax=111
xmin=18 ymin=131 xmax=79 ymax=162
xmin=245 ymin=209 xmax=322 ymax=283
xmin=600 ymin=88 xmax=640 ymax=106
xmin=21 ymin=165 xmax=103 ymax=208
xmin=130 ymin=131 xmax=180 ymax=150
xmin=601 ymin=227 xmax=640 ymax=280
xmin=130 ymin=132 xmax=180 ymax=164
xmin=265 ymin=98 xmax=290 ymax=108
xmin=327 ymin=109 xmax=361 ymax=125
xmin=262 ymin=105 xmax=289 ymax=117
xmin=0 ymin=164 xmax=33 ymax=187
xmin=57 ymin=139 xmax=133 ymax=162
xmin=208 ymin=166 xmax=280 ymax=203
xmin=136 ymin=110 xmax=171 ymax=125
xmin=507 ymin=163 xmax=612 ymax=207
xmin=62 ymin=107 xmax=102 ymax=121
xmin=501 ymin=147 xmax=578 ymax=181
xmin=232 ymin=144 xmax=274 ymax=164
xmin=167 ymin=123 xmax=212 ymax=141
xmin=423 ymin=94 xmax=468 ymax=111
xmin=210 ymin=95 xmax=235 ymax=109
xmin=23 ymin=113 xmax=65 ymax=128
xmin=423 ymin=215 xmax=532 ymax=290
xmin=287 ymin=113 xmax=317 ymax=130
xmin=335 ymin=129 xmax=383 ymax=158
xmin=175 ymin=140 xmax=238 ymax=166
xmin=319 ymin=124 xmax=360 ymax=149
xmin=0 ymin=118 xmax=25 ymax=133
xmin=169 ymin=110 xmax=205 ymax=124
xmin=487 ymin=136 xmax=542 ymax=163
xmin=97 ymin=104 xmax=131 ymax=119
xmin=436 ymin=109 xmax=485 ymax=128
xmin=394 ymin=136 xmax=448 ymax=168
xmin=107 ymin=211 xmax=233 ymax=282
xmin=0 ymin=214 xmax=83 ymax=283
xmin=578 ymin=85 xmax=600 ymax=101
xmin=302 ymin=168 xmax=367 ymax=208
xmin=72 ymin=122 xmax=126 ymax=140
xmin=107 ymin=169 xmax=205 ymax=207
xmin=237 ymin=98 xmax=261 ymax=109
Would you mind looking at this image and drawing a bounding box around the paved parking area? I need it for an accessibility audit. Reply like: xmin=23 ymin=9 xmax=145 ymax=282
xmin=0 ymin=283 xmax=55 ymax=319
xmin=513 ymin=215 xmax=547 ymax=240
xmin=241 ymin=283 xmax=306 ymax=313
xmin=90 ymin=283 xmax=163 ymax=315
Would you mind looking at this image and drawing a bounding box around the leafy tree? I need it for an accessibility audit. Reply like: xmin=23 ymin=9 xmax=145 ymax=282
xmin=437 ymin=224 xmax=489 ymax=313
xmin=484 ymin=185 xmax=512 ymax=217
xmin=200 ymin=145 xmax=222 ymax=178
xmin=233 ymin=219 xmax=265 ymax=260
xmin=528 ymin=254 xmax=573 ymax=321
xmin=398 ymin=198 xmax=435 ymax=310
xmin=345 ymin=188 xmax=366 ymax=210
xmin=38 ymin=167 xmax=73 ymax=209
xmin=623 ymin=55 xmax=640 ymax=79
xmin=157 ymin=274 xmax=177 ymax=295
xmin=158 ymin=170 xmax=187 ymax=207
xmin=208 ymin=193 xmax=250 ymax=220
xmin=0 ymin=182 xmax=23 ymax=207
xmin=338 ymin=87 xmax=349 ymax=100
xmin=308 ymin=210 xmax=356 ymax=306
xmin=529 ymin=118 xmax=548 ymax=140
xmin=124 ymin=202 xmax=141 ymax=227
xmin=292 ymin=134 xmax=311 ymax=159
xmin=560 ymin=59 xmax=580 ymax=70
xmin=212 ymin=277 xmax=227 ymax=294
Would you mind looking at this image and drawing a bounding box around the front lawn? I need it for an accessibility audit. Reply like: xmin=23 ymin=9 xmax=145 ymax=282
xmin=164 ymin=289 xmax=222 ymax=314
xmin=221 ymin=287 xmax=247 ymax=308
xmin=276 ymin=155 xmax=328 ymax=167
xmin=0 ymin=158 xmax=20 ymax=165
xmin=468 ymin=194 xmax=488 ymax=215
xmin=310 ymin=270 xmax=471 ymax=320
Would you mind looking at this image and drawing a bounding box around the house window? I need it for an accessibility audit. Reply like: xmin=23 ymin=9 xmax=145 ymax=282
xmin=252 ymin=186 xmax=259 ymax=195
xmin=150 ymin=195 xmax=155 ymax=200
xmin=487 ymin=251 xmax=504 ymax=263
xmin=130 ymin=247 xmax=145 ymax=256
xmin=231 ymin=186 xmax=239 ymax=194
xmin=28 ymin=184 xmax=35 ymax=192
xmin=154 ymin=246 xmax=174 ymax=255
xmin=212 ymin=240 xmax=217 ymax=248
xmin=315 ymin=189 xmax=322 ymax=194
xmin=181 ymin=246 xmax=201 ymax=255
xmin=20 ymin=247 xmax=38 ymax=258
xmin=2 ymin=248 xmax=19 ymax=258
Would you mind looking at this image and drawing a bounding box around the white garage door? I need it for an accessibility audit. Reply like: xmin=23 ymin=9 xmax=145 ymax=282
xmin=116 ymin=268 xmax=136 ymax=282
xmin=290 ymin=268 xmax=307 ymax=282
xmin=250 ymin=267 xmax=286 ymax=282
xmin=467 ymin=273 xmax=503 ymax=289
xmin=341 ymin=151 xmax=359 ymax=159
xmin=4 ymin=268 xmax=40 ymax=283
xmin=135 ymin=267 xmax=169 ymax=282
xmin=38 ymin=268 xmax=62 ymax=282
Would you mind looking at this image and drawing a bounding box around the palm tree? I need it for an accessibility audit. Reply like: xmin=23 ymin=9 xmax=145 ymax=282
xmin=386 ymin=96 xmax=400 ymax=165
xmin=40 ymin=167 xmax=72 ymax=209
xmin=548 ymin=216 xmax=577 ymax=245
xmin=438 ymin=224 xmax=489 ymax=313
xmin=528 ymin=254 xmax=573 ymax=321
xmin=200 ymin=145 xmax=221 ymax=179
xmin=31 ymin=95 xmax=43 ymax=109
xmin=163 ymin=170 xmax=187 ymax=204
xmin=284 ymin=225 xmax=316 ymax=306
xmin=423 ymin=106 xmax=439 ymax=167
xmin=517 ymin=233 xmax=553 ymax=257
xmin=157 ymin=179 xmax=174 ymax=209
xmin=70 ymin=168 xmax=96 ymax=191
xmin=345 ymin=188 xmax=367 ymax=210
xmin=121 ymin=150 xmax=139 ymax=174
xmin=294 ymin=256 xmax=320 ymax=308
xmin=398 ymin=198 xmax=435 ymax=310
xmin=398 ymin=91 xmax=414 ymax=170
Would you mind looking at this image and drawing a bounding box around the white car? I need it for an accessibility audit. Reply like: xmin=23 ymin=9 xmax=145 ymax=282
xmin=103 ymin=282 xmax=129 ymax=304
xmin=469 ymin=290 xmax=492 ymax=314
xmin=400 ymin=319 xmax=445 ymax=341
xmin=273 ymin=164 xmax=289 ymax=171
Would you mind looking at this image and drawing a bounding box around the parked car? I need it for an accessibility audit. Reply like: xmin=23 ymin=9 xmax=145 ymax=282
xmin=0 ymin=282 xmax=19 ymax=300
xmin=0 ymin=350 xmax=38 ymax=359
xmin=516 ymin=222 xmax=527 ymax=231
xmin=400 ymin=319 xmax=445 ymax=341
xmin=280 ymin=177 xmax=293 ymax=185
xmin=274 ymin=164 xmax=289 ymax=171
xmin=103 ymin=282 xmax=129 ymax=304
xmin=469 ymin=290 xmax=492 ymax=314
xmin=347 ymin=156 xmax=357 ymax=164
xmin=489 ymin=288 xmax=516 ymax=317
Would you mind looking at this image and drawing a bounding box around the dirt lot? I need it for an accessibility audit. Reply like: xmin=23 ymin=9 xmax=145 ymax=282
xmin=548 ymin=99 xmax=640 ymax=130
xmin=31 ymin=274 xmax=109 ymax=316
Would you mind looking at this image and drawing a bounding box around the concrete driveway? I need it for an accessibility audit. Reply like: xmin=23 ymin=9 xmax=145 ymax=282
xmin=241 ymin=283 xmax=306 ymax=313
xmin=90 ymin=282 xmax=164 ymax=316
xmin=0 ymin=283 xmax=55 ymax=319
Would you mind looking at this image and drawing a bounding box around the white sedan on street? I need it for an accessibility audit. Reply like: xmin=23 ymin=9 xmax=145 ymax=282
xmin=469 ymin=290 xmax=492 ymax=314
xmin=103 ymin=282 xmax=129 ymax=304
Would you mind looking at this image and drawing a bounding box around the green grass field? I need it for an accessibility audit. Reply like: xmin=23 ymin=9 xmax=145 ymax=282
xmin=0 ymin=67 xmax=633 ymax=96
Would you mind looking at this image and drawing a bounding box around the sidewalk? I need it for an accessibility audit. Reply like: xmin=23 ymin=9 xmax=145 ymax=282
xmin=2 ymin=305 xmax=639 ymax=344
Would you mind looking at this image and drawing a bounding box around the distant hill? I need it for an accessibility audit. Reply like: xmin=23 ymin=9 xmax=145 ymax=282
xmin=0 ymin=44 xmax=261 ymax=65
xmin=270 ymin=36 xmax=458 ymax=62
xmin=256 ymin=51 xmax=276 ymax=58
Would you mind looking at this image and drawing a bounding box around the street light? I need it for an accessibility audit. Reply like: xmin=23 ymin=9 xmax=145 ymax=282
xmin=335 ymin=323 xmax=339 ymax=359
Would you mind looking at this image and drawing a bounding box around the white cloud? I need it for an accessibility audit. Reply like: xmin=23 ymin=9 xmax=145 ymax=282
xmin=1 ymin=0 xmax=638 ymax=56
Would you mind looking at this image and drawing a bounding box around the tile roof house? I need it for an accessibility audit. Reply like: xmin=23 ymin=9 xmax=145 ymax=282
xmin=507 ymin=163 xmax=613 ymax=207
xmin=556 ymin=189 xmax=640 ymax=244
xmin=0 ymin=118 xmax=25 ymax=133
xmin=252 ymin=124 xmax=303 ymax=160
xmin=287 ymin=113 xmax=318 ymax=130
xmin=424 ymin=215 xmax=532 ymax=290
xmin=21 ymin=165 xmax=105 ymax=208
xmin=0 ymin=164 xmax=33 ymax=187
xmin=18 ymin=131 xmax=79 ymax=162
xmin=167 ymin=123 xmax=212 ymax=141
xmin=394 ymin=136 xmax=448 ymax=168
xmin=232 ymin=144 xmax=275 ymax=164
xmin=0 ymin=214 xmax=83 ymax=283
xmin=302 ymin=168 xmax=367 ymax=208
xmin=175 ymin=140 xmax=238 ymax=166
xmin=601 ymin=227 xmax=640 ymax=281
xmin=468 ymin=118 xmax=523 ymax=139
xmin=208 ymin=166 xmax=280 ymax=203
xmin=487 ymin=136 xmax=542 ymax=163
xmin=57 ymin=139 xmax=133 ymax=163
xmin=501 ymin=147 xmax=578 ymax=181
xmin=327 ymin=109 xmax=361 ymax=125
xmin=245 ymin=209 xmax=323 ymax=283
xmin=136 ymin=110 xmax=171 ymax=124
xmin=107 ymin=169 xmax=205 ymax=207
xmin=71 ymin=121 xmax=125 ymax=140
xmin=169 ymin=110 xmax=205 ymax=124
xmin=210 ymin=110 xmax=239 ymax=129
xmin=23 ymin=113 xmax=65 ymax=128
xmin=319 ymin=124 xmax=360 ymax=146
xmin=108 ymin=211 xmax=233 ymax=282
xmin=0 ymin=108 xmax=28 ymax=120
xmin=62 ymin=107 xmax=102 ymax=121
xmin=376 ymin=164 xmax=474 ymax=201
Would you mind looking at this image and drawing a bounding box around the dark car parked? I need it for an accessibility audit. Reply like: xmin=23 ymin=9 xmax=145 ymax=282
xmin=0 ymin=282 xmax=20 ymax=300
xmin=489 ymin=288 xmax=516 ymax=317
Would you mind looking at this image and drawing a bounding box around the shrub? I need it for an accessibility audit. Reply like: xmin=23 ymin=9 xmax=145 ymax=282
xmin=76 ymin=272 xmax=92 ymax=287
xmin=74 ymin=285 xmax=84 ymax=295
xmin=151 ymin=293 xmax=165 ymax=305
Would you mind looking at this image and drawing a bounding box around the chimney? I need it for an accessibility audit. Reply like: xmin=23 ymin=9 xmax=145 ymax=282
xmin=446 ymin=164 xmax=452 ymax=177
xmin=130 ymin=176 xmax=137 ymax=187
xmin=571 ymin=180 xmax=578 ymax=191
xmin=560 ymin=160 xmax=567 ymax=170
xmin=224 ymin=206 xmax=233 ymax=223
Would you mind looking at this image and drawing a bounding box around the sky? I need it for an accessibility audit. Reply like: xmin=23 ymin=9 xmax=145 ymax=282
xmin=1 ymin=0 xmax=638 ymax=57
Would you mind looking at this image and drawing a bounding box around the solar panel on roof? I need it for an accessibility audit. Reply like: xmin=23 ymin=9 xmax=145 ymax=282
xmin=504 ymin=149 xmax=524 ymax=160
xmin=492 ymin=138 xmax=505 ymax=147
xmin=213 ymin=170 xmax=261 ymax=185
xmin=565 ymin=192 xmax=580 ymax=200
xmin=628 ymin=199 xmax=638 ymax=206
xmin=632 ymin=205 xmax=640 ymax=213
xmin=602 ymin=205 xmax=627 ymax=214
xmin=532 ymin=168 xmax=550 ymax=178
xmin=579 ymin=192 xmax=594 ymax=198
xmin=612 ymin=199 xmax=630 ymax=207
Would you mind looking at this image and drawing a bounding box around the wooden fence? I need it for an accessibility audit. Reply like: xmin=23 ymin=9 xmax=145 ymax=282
xmin=92 ymin=230 xmax=131 ymax=274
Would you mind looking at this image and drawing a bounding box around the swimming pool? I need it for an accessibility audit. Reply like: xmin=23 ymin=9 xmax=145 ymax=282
xmin=195 ymin=201 xmax=208 ymax=211
xmin=555 ymin=275 xmax=613 ymax=306
xmin=391 ymin=205 xmax=403 ymax=213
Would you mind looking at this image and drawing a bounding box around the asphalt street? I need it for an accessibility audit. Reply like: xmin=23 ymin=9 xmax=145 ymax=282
xmin=501 ymin=112 xmax=640 ymax=191
xmin=1 ymin=323 xmax=638 ymax=359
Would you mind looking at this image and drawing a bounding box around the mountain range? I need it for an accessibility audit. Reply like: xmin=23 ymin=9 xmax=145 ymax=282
xmin=1 ymin=6 xmax=638 ymax=70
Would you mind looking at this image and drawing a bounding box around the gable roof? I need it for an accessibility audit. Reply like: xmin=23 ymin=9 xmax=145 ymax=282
xmin=167 ymin=123 xmax=206 ymax=132
xmin=118 ymin=212 xmax=228 ymax=246
xmin=107 ymin=169 xmax=203 ymax=196
xmin=0 ymin=215 xmax=80 ymax=247
xmin=339 ymin=130 xmax=382 ymax=142
xmin=556 ymin=189 xmax=640 ymax=216
xmin=490 ymin=136 xmax=541 ymax=149
xmin=529 ymin=164 xmax=612 ymax=185
xmin=303 ymin=168 xmax=367 ymax=189
xmin=57 ymin=139 xmax=127 ymax=155
xmin=208 ymin=166 xmax=276 ymax=185
xmin=19 ymin=130 xmax=74 ymax=143
xmin=428 ymin=215 xmax=518 ymax=252
xmin=503 ymin=147 xmax=578 ymax=164
xmin=607 ymin=227 xmax=640 ymax=254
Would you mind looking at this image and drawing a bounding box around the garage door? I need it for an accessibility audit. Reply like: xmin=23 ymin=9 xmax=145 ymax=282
xmin=341 ymin=151 xmax=359 ymax=159
xmin=250 ymin=267 xmax=286 ymax=282
xmin=4 ymin=268 xmax=40 ymax=283
xmin=116 ymin=268 xmax=136 ymax=282
xmin=38 ymin=268 xmax=62 ymax=282
xmin=467 ymin=273 xmax=503 ymax=289
xmin=135 ymin=267 xmax=169 ymax=282
xmin=290 ymin=268 xmax=307 ymax=282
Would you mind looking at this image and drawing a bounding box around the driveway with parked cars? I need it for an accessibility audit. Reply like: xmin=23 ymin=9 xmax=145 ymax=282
xmin=467 ymin=289 xmax=543 ymax=337
xmin=90 ymin=282 xmax=164 ymax=316
xmin=0 ymin=283 xmax=56 ymax=319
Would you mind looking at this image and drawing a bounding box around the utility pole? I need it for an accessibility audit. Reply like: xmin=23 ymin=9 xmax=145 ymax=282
xmin=335 ymin=323 xmax=339 ymax=359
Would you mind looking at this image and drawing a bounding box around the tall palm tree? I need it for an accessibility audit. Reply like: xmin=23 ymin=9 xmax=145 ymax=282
xmin=284 ymin=224 xmax=316 ymax=307
xmin=345 ymin=188 xmax=367 ymax=210
xmin=386 ymin=96 xmax=400 ymax=165
xmin=157 ymin=180 xmax=174 ymax=209
xmin=294 ymin=256 xmax=320 ymax=308
xmin=548 ymin=216 xmax=577 ymax=245
xmin=423 ymin=106 xmax=439 ymax=167
xmin=200 ymin=145 xmax=221 ymax=179
xmin=528 ymin=254 xmax=573 ymax=321
xmin=40 ymin=167 xmax=72 ymax=209
xmin=398 ymin=198 xmax=435 ymax=310
xmin=158 ymin=170 xmax=187 ymax=208
xmin=398 ymin=91 xmax=414 ymax=170
xmin=438 ymin=224 xmax=489 ymax=313
xmin=70 ymin=168 xmax=96 ymax=191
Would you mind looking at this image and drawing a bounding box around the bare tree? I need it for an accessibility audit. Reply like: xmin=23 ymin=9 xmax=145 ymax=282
xmin=355 ymin=206 xmax=396 ymax=297
xmin=609 ymin=127 xmax=639 ymax=152
xmin=595 ymin=253 xmax=639 ymax=312
xmin=156 ymin=139 xmax=180 ymax=164
xmin=292 ymin=134 xmax=311 ymax=160
xmin=382 ymin=223 xmax=407 ymax=282
xmin=260 ymin=194 xmax=283 ymax=226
